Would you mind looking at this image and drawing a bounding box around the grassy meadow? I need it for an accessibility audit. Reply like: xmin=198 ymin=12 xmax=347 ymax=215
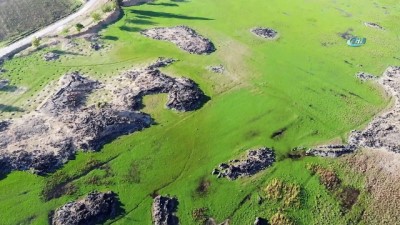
xmin=1 ymin=0 xmax=400 ymax=224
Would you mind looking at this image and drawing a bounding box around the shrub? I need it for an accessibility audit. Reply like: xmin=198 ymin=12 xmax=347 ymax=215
xmin=32 ymin=37 xmax=40 ymax=48
xmin=75 ymin=23 xmax=84 ymax=32
xmin=91 ymin=12 xmax=102 ymax=21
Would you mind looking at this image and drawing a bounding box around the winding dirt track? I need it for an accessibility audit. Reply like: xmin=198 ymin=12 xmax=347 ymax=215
xmin=0 ymin=0 xmax=101 ymax=60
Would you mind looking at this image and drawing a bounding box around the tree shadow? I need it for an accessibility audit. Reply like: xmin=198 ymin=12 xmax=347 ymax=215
xmin=148 ymin=2 xmax=179 ymax=7
xmin=102 ymin=35 xmax=119 ymax=41
xmin=119 ymin=25 xmax=143 ymax=32
xmin=51 ymin=50 xmax=85 ymax=56
xmin=0 ymin=104 xmax=24 ymax=112
xmin=0 ymin=85 xmax=18 ymax=92
xmin=130 ymin=9 xmax=213 ymax=21
xmin=125 ymin=18 xmax=157 ymax=25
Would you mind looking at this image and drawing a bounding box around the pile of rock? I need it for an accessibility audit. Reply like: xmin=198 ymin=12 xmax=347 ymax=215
xmin=141 ymin=26 xmax=216 ymax=55
xmin=0 ymin=79 xmax=9 ymax=89
xmin=52 ymin=191 xmax=120 ymax=225
xmin=306 ymin=144 xmax=357 ymax=158
xmin=90 ymin=42 xmax=102 ymax=51
xmin=251 ymin=27 xmax=279 ymax=40
xmin=208 ymin=65 xmax=225 ymax=74
xmin=152 ymin=195 xmax=179 ymax=225
xmin=212 ymin=147 xmax=275 ymax=180
xmin=43 ymin=52 xmax=60 ymax=61
xmin=364 ymin=22 xmax=384 ymax=30
xmin=356 ymin=72 xmax=376 ymax=81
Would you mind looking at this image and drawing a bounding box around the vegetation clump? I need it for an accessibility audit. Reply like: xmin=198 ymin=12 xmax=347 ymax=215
xmin=270 ymin=212 xmax=294 ymax=225
xmin=191 ymin=207 xmax=209 ymax=223
xmin=264 ymin=179 xmax=301 ymax=207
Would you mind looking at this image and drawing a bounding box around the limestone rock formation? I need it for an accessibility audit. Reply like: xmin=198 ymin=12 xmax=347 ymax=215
xmin=152 ymin=195 xmax=179 ymax=225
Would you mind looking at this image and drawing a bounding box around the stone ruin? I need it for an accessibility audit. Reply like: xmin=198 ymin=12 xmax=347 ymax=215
xmin=308 ymin=66 xmax=400 ymax=157
xmin=251 ymin=27 xmax=279 ymax=40
xmin=52 ymin=191 xmax=120 ymax=225
xmin=141 ymin=26 xmax=216 ymax=55
xmin=212 ymin=147 xmax=275 ymax=180
xmin=152 ymin=195 xmax=179 ymax=225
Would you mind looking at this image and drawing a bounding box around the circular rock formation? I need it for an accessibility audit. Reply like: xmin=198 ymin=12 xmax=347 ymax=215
xmin=251 ymin=27 xmax=279 ymax=40
xmin=52 ymin=191 xmax=120 ymax=225
xmin=141 ymin=26 xmax=216 ymax=55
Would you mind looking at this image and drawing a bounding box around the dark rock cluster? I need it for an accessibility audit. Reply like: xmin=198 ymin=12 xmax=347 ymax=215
xmin=152 ymin=195 xmax=179 ymax=225
xmin=212 ymin=147 xmax=275 ymax=180
xmin=141 ymin=26 xmax=216 ymax=55
xmin=306 ymin=144 xmax=357 ymax=158
xmin=52 ymin=191 xmax=120 ymax=225
xmin=43 ymin=52 xmax=60 ymax=61
xmin=364 ymin=22 xmax=384 ymax=30
xmin=356 ymin=72 xmax=376 ymax=81
xmin=251 ymin=27 xmax=279 ymax=39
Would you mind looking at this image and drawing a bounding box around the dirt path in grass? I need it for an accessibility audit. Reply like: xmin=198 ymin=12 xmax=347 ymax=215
xmin=0 ymin=0 xmax=104 ymax=61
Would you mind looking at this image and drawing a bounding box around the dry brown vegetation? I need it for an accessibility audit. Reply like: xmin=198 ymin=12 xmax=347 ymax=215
xmin=341 ymin=149 xmax=400 ymax=224
xmin=270 ymin=212 xmax=294 ymax=225
xmin=264 ymin=179 xmax=301 ymax=207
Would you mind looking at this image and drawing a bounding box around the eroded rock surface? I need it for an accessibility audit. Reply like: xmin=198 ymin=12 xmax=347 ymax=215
xmin=309 ymin=67 xmax=400 ymax=156
xmin=141 ymin=26 xmax=216 ymax=54
xmin=251 ymin=27 xmax=279 ymax=40
xmin=152 ymin=195 xmax=179 ymax=225
xmin=213 ymin=147 xmax=275 ymax=180
xmin=43 ymin=52 xmax=60 ymax=61
xmin=52 ymin=191 xmax=120 ymax=225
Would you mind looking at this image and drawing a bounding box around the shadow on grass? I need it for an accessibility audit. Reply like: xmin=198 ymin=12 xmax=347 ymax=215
xmin=0 ymin=104 xmax=24 ymax=112
xmin=148 ymin=2 xmax=179 ymax=7
xmin=102 ymin=35 xmax=119 ymax=41
xmin=130 ymin=9 xmax=214 ymax=21
xmin=51 ymin=50 xmax=84 ymax=56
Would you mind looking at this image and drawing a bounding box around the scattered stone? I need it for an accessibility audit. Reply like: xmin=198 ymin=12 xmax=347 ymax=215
xmin=0 ymin=79 xmax=9 ymax=89
xmin=43 ymin=52 xmax=60 ymax=61
xmin=254 ymin=217 xmax=269 ymax=225
xmin=306 ymin=144 xmax=357 ymax=158
xmin=52 ymin=191 xmax=120 ymax=225
xmin=213 ymin=147 xmax=275 ymax=180
xmin=208 ymin=65 xmax=225 ymax=74
xmin=152 ymin=195 xmax=179 ymax=225
xmin=141 ymin=26 xmax=216 ymax=55
xmin=251 ymin=27 xmax=279 ymax=40
xmin=356 ymin=72 xmax=376 ymax=81
xmin=364 ymin=22 xmax=384 ymax=30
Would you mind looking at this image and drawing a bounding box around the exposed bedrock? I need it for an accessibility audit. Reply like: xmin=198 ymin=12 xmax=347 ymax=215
xmin=0 ymin=79 xmax=9 ymax=89
xmin=141 ymin=26 xmax=216 ymax=55
xmin=213 ymin=147 xmax=275 ymax=180
xmin=152 ymin=195 xmax=179 ymax=225
xmin=52 ymin=191 xmax=120 ymax=225
xmin=113 ymin=58 xmax=209 ymax=112
xmin=308 ymin=66 xmax=400 ymax=157
xmin=251 ymin=27 xmax=279 ymax=40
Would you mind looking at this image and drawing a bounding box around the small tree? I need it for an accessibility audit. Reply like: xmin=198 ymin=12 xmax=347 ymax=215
xmin=91 ymin=12 xmax=101 ymax=21
xmin=75 ymin=23 xmax=84 ymax=32
xmin=32 ymin=37 xmax=40 ymax=48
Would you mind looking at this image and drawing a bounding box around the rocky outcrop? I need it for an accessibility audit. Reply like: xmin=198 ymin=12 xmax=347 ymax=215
xmin=152 ymin=195 xmax=179 ymax=225
xmin=364 ymin=22 xmax=384 ymax=30
xmin=251 ymin=27 xmax=279 ymax=40
xmin=208 ymin=65 xmax=225 ymax=74
xmin=309 ymin=66 xmax=400 ymax=156
xmin=141 ymin=26 xmax=216 ymax=55
xmin=213 ymin=147 xmax=275 ymax=180
xmin=0 ymin=72 xmax=152 ymax=174
xmin=43 ymin=52 xmax=60 ymax=61
xmin=113 ymin=58 xmax=208 ymax=112
xmin=0 ymin=79 xmax=9 ymax=89
xmin=356 ymin=72 xmax=376 ymax=81
xmin=52 ymin=191 xmax=120 ymax=225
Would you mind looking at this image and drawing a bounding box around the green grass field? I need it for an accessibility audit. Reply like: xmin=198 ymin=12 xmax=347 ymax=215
xmin=1 ymin=0 xmax=400 ymax=224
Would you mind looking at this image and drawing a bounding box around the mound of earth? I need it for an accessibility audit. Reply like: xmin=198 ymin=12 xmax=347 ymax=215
xmin=212 ymin=147 xmax=275 ymax=180
xmin=52 ymin=191 xmax=120 ymax=225
xmin=0 ymin=72 xmax=152 ymax=174
xmin=0 ymin=79 xmax=9 ymax=89
xmin=113 ymin=58 xmax=209 ymax=112
xmin=141 ymin=26 xmax=216 ymax=55
xmin=309 ymin=66 xmax=400 ymax=156
xmin=364 ymin=22 xmax=384 ymax=30
xmin=152 ymin=195 xmax=179 ymax=225
xmin=251 ymin=27 xmax=279 ymax=40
